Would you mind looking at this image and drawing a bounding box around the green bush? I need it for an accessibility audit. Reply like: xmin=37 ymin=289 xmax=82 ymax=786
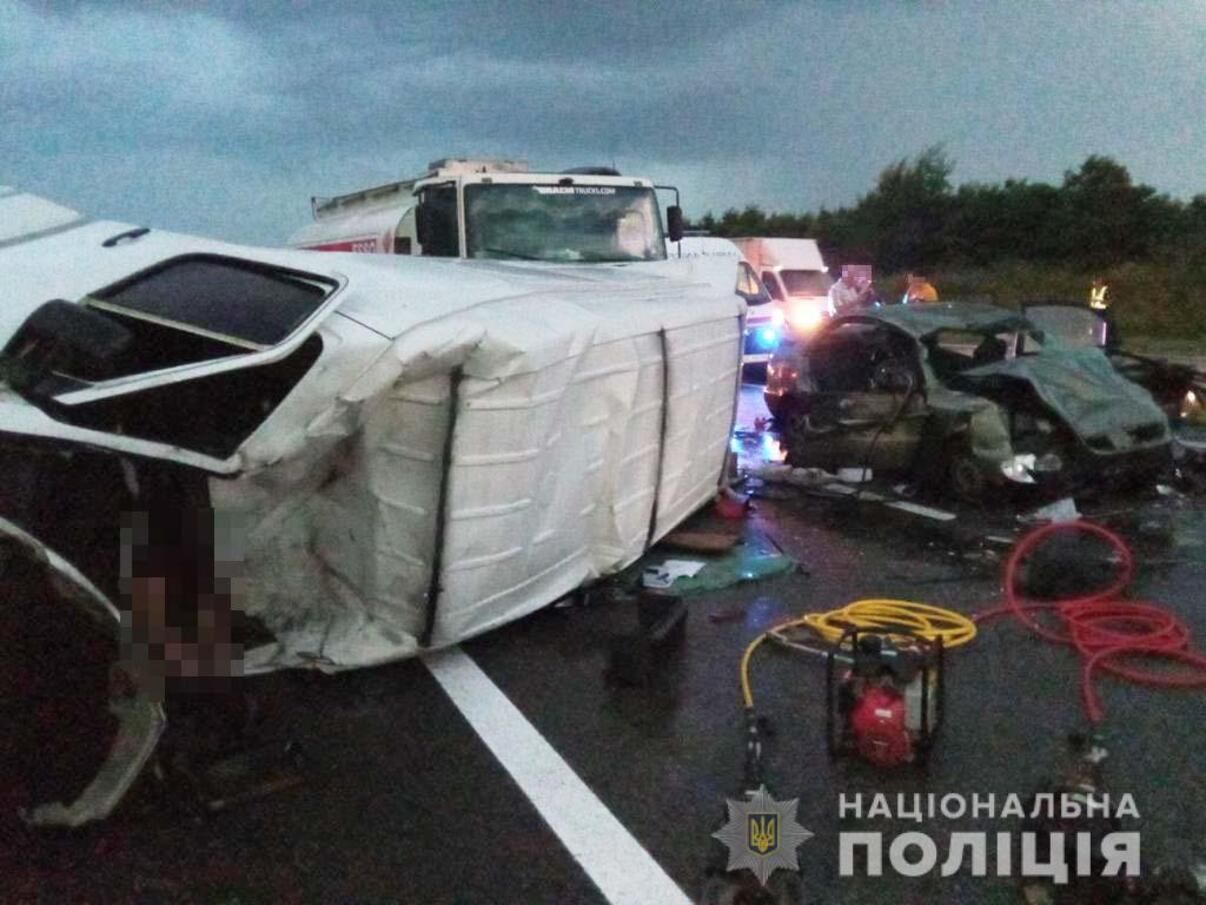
xmin=694 ymin=149 xmax=1206 ymax=339
xmin=877 ymin=261 xmax=1205 ymax=339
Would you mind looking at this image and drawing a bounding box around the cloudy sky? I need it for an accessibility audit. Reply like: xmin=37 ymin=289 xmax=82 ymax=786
xmin=3 ymin=0 xmax=1204 ymax=245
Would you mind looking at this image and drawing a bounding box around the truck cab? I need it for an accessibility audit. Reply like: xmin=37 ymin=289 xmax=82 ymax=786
xmin=289 ymin=158 xmax=684 ymax=263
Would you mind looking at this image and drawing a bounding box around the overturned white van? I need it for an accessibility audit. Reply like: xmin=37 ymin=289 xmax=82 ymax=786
xmin=0 ymin=188 xmax=744 ymax=824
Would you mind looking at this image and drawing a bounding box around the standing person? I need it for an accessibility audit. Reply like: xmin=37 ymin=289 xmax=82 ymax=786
xmin=1088 ymin=277 xmax=1120 ymax=349
xmin=828 ymin=265 xmax=874 ymax=315
xmin=902 ymin=271 xmax=939 ymax=304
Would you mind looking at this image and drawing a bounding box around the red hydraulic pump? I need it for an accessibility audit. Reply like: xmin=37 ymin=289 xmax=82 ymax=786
xmin=827 ymin=628 xmax=944 ymax=768
xmin=847 ymin=683 xmax=912 ymax=767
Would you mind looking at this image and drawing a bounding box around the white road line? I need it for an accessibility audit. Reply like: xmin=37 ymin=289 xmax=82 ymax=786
xmin=424 ymin=646 xmax=693 ymax=905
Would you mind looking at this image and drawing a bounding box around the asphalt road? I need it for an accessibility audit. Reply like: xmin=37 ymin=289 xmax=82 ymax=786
xmin=3 ymin=385 xmax=1205 ymax=904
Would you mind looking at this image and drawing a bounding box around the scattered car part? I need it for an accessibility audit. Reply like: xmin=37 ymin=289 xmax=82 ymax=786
xmin=606 ymin=590 xmax=688 ymax=687
xmin=191 ymin=739 xmax=305 ymax=814
xmin=1020 ymin=732 xmax=1124 ymax=904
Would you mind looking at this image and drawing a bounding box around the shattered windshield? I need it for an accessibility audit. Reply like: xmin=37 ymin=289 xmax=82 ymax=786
xmin=463 ymin=184 xmax=666 ymax=263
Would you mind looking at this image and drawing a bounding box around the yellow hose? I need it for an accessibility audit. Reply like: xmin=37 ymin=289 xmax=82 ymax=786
xmin=799 ymin=599 xmax=977 ymax=648
xmin=739 ymin=599 xmax=977 ymax=709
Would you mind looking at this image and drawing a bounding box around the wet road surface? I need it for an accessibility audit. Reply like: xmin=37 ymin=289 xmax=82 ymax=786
xmin=3 ymin=385 xmax=1205 ymax=904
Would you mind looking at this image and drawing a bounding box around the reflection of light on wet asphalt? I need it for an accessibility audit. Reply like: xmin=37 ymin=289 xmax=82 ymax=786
xmin=761 ymin=434 xmax=786 ymax=463
xmin=745 ymin=596 xmax=788 ymax=631
xmin=733 ymin=382 xmax=785 ymax=467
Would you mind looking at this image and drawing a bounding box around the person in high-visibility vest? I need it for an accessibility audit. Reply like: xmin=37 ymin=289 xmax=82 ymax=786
xmin=1089 ymin=277 xmax=1120 ymax=349
xmin=903 ymin=271 xmax=939 ymax=304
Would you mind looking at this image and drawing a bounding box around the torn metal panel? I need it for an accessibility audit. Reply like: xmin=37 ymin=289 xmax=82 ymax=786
xmin=959 ymin=347 xmax=1170 ymax=442
xmin=0 ymin=516 xmax=165 ymax=828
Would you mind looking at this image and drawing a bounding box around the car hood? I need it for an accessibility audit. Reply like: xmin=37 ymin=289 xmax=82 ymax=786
xmin=960 ymin=347 xmax=1169 ymax=442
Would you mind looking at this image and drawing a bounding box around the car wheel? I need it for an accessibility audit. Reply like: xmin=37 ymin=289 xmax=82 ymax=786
xmin=946 ymin=452 xmax=987 ymax=503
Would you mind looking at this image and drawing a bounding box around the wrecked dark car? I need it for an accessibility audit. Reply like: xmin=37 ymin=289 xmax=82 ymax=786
xmin=764 ymin=303 xmax=1172 ymax=501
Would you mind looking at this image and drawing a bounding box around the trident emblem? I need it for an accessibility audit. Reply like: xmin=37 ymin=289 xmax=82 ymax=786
xmin=748 ymin=814 xmax=779 ymax=855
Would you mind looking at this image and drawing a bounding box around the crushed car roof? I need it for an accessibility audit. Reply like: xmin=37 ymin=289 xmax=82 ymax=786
xmin=823 ymin=303 xmax=1169 ymax=441
xmin=839 ymin=302 xmax=1032 ymax=338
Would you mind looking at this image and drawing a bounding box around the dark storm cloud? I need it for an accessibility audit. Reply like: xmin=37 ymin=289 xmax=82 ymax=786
xmin=3 ymin=1 xmax=1203 ymax=244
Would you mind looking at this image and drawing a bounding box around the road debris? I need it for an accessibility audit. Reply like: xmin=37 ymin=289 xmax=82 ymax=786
xmin=641 ymin=559 xmax=707 ymax=590
xmin=661 ymin=529 xmax=742 ymax=554
xmin=607 ymin=591 xmax=688 ymax=687
xmin=1020 ymin=497 xmax=1081 ymax=524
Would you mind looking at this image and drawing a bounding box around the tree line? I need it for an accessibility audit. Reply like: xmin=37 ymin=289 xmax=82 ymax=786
xmin=691 ymin=147 xmax=1206 ymax=277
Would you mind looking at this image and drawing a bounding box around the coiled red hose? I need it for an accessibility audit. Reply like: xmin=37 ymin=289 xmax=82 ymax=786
xmin=976 ymin=520 xmax=1206 ymax=724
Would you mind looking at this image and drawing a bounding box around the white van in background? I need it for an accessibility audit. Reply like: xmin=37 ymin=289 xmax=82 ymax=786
xmin=729 ymin=237 xmax=833 ymax=339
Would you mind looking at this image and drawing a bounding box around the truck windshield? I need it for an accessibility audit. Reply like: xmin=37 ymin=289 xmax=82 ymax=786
xmin=464 ymin=184 xmax=666 ymax=263
xmin=780 ymin=270 xmax=833 ymax=296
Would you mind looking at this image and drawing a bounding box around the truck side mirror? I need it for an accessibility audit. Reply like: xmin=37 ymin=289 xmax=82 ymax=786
xmin=666 ymin=205 xmax=684 ymax=243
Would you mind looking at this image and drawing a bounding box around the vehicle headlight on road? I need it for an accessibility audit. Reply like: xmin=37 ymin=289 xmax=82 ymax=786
xmin=785 ymin=300 xmax=824 ymax=335
xmin=1181 ymin=389 xmax=1204 ymax=424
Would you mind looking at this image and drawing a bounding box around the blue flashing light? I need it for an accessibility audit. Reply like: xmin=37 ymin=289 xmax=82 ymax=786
xmin=756 ymin=326 xmax=780 ymax=349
